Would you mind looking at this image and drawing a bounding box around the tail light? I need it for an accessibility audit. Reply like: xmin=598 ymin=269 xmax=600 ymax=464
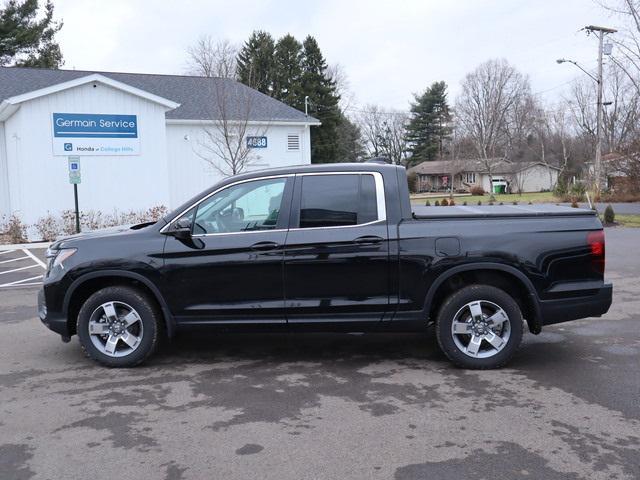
xmin=587 ymin=230 xmax=605 ymax=275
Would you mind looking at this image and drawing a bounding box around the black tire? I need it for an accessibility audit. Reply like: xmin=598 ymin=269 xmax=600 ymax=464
xmin=435 ymin=284 xmax=523 ymax=369
xmin=77 ymin=286 xmax=161 ymax=367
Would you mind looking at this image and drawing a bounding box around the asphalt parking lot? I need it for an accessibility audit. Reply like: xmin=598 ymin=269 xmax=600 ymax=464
xmin=1 ymin=229 xmax=639 ymax=480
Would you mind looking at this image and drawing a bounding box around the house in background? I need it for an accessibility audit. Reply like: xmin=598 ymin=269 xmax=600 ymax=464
xmin=408 ymin=158 xmax=560 ymax=193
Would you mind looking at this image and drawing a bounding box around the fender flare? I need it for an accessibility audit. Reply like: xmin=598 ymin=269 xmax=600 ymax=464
xmin=424 ymin=262 xmax=542 ymax=333
xmin=63 ymin=270 xmax=176 ymax=337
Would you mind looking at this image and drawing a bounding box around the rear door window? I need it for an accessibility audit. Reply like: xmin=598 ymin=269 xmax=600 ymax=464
xmin=298 ymin=174 xmax=380 ymax=228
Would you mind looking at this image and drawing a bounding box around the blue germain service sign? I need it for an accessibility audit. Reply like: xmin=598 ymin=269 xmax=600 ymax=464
xmin=53 ymin=113 xmax=138 ymax=138
xmin=52 ymin=113 xmax=140 ymax=156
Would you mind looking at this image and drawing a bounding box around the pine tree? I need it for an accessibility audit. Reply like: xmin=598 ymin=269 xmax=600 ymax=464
xmin=405 ymin=81 xmax=452 ymax=165
xmin=334 ymin=113 xmax=365 ymax=162
xmin=301 ymin=35 xmax=342 ymax=163
xmin=0 ymin=0 xmax=63 ymax=68
xmin=272 ymin=34 xmax=303 ymax=109
xmin=236 ymin=30 xmax=275 ymax=94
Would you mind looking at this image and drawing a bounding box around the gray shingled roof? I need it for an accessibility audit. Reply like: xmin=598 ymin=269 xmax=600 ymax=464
xmin=408 ymin=159 xmax=559 ymax=175
xmin=0 ymin=66 xmax=318 ymax=123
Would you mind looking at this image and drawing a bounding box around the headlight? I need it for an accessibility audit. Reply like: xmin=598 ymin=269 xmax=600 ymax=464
xmin=47 ymin=248 xmax=77 ymax=270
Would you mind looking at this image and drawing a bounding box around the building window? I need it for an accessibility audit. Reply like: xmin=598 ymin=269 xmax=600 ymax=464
xmin=464 ymin=172 xmax=476 ymax=184
xmin=287 ymin=134 xmax=300 ymax=151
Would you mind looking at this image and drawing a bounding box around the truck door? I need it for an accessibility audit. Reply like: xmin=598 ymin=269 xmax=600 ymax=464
xmin=283 ymin=172 xmax=390 ymax=323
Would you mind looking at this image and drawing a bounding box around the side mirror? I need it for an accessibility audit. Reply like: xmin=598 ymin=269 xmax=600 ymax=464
xmin=170 ymin=218 xmax=192 ymax=240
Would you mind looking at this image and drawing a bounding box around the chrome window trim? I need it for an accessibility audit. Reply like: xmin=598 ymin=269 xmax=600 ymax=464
xmin=292 ymin=171 xmax=387 ymax=230
xmin=161 ymin=170 xmax=387 ymax=237
xmin=160 ymin=174 xmax=293 ymax=234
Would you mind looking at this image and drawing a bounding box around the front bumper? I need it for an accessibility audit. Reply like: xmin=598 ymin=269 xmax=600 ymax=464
xmin=539 ymin=283 xmax=613 ymax=326
xmin=38 ymin=288 xmax=71 ymax=338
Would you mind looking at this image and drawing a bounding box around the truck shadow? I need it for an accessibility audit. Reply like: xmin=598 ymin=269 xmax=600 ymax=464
xmin=158 ymin=329 xmax=446 ymax=365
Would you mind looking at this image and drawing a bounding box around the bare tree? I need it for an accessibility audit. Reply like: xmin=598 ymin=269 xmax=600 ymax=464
xmin=455 ymin=59 xmax=531 ymax=185
xmin=357 ymin=105 xmax=408 ymax=164
xmin=327 ymin=63 xmax=356 ymax=111
xmin=570 ymin=62 xmax=639 ymax=154
xmin=358 ymin=104 xmax=386 ymax=157
xmin=186 ymin=36 xmax=238 ymax=78
xmin=602 ymin=0 xmax=640 ymax=94
xmin=194 ymin=80 xmax=270 ymax=176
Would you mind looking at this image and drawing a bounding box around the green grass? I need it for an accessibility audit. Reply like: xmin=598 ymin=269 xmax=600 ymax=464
xmin=615 ymin=214 xmax=640 ymax=228
xmin=410 ymin=191 xmax=558 ymax=205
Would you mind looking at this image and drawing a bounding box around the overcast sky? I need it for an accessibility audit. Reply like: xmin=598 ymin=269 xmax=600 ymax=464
xmin=53 ymin=0 xmax=618 ymax=112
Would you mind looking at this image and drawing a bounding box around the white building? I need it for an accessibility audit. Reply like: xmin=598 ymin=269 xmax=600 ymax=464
xmin=0 ymin=67 xmax=320 ymax=236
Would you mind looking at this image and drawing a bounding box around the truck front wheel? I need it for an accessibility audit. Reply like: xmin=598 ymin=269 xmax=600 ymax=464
xmin=76 ymin=286 xmax=161 ymax=367
xmin=436 ymin=284 xmax=523 ymax=369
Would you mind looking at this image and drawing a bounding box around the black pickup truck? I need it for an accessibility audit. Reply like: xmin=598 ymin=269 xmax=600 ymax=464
xmin=39 ymin=163 xmax=612 ymax=369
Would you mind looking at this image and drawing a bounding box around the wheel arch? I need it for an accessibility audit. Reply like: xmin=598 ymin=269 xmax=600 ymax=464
xmin=63 ymin=270 xmax=175 ymax=338
xmin=424 ymin=263 xmax=542 ymax=334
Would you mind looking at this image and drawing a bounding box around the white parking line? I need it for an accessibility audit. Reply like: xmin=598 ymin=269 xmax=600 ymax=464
xmin=0 ymin=275 xmax=44 ymax=287
xmin=23 ymin=248 xmax=47 ymax=269
xmin=0 ymin=264 xmax=40 ymax=275
xmin=0 ymin=249 xmax=16 ymax=255
xmin=0 ymin=255 xmax=30 ymax=264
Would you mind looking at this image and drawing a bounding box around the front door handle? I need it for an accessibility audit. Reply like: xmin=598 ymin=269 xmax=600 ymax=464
xmin=250 ymin=241 xmax=280 ymax=251
xmin=354 ymin=235 xmax=384 ymax=245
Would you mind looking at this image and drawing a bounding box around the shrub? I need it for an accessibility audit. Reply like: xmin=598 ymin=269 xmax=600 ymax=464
xmin=441 ymin=198 xmax=449 ymax=206
xmin=571 ymin=201 xmax=579 ymax=208
xmin=448 ymin=198 xmax=455 ymax=206
xmin=489 ymin=194 xmax=496 ymax=202
xmin=499 ymin=202 xmax=504 ymax=205
xmin=434 ymin=200 xmax=440 ymax=206
xmin=425 ymin=200 xmax=431 ymax=206
xmin=604 ymin=204 xmax=615 ymax=224
xmin=469 ymin=185 xmax=485 ymax=196
xmin=34 ymin=212 xmax=61 ymax=241
xmin=512 ymin=201 xmax=518 ymax=205
xmin=477 ymin=200 xmax=482 ymax=205
xmin=0 ymin=214 xmax=28 ymax=244
xmin=463 ymin=201 xmax=467 ymax=206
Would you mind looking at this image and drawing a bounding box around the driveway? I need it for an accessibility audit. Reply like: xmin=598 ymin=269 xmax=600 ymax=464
xmin=1 ymin=229 xmax=638 ymax=480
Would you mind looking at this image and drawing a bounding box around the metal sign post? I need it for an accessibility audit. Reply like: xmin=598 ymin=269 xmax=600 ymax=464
xmin=68 ymin=157 xmax=81 ymax=233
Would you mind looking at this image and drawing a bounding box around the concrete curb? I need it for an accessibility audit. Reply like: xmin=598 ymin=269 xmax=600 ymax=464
xmin=0 ymin=242 xmax=51 ymax=250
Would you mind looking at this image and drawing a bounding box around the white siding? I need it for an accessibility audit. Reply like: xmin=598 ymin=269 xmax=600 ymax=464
xmin=520 ymin=164 xmax=558 ymax=192
xmin=165 ymin=122 xmax=309 ymax=207
xmin=0 ymin=122 xmax=10 ymax=217
xmin=2 ymin=82 xmax=171 ymax=231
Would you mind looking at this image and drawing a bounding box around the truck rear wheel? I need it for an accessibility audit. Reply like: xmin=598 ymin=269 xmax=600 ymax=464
xmin=77 ymin=286 xmax=160 ymax=367
xmin=435 ymin=284 xmax=523 ymax=369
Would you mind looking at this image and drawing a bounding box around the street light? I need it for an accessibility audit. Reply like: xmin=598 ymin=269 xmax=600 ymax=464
xmin=556 ymin=58 xmax=598 ymax=82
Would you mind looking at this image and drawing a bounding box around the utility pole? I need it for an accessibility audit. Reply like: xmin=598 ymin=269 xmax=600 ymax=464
xmin=585 ymin=25 xmax=617 ymax=198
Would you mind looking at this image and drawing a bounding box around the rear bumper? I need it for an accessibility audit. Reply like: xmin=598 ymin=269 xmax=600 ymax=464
xmin=38 ymin=288 xmax=71 ymax=337
xmin=539 ymin=283 xmax=613 ymax=326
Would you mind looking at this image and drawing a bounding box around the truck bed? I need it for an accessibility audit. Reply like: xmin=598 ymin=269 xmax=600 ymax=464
xmin=412 ymin=204 xmax=597 ymax=219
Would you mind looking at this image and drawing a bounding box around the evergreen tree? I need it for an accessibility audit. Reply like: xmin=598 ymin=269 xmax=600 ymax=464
xmin=334 ymin=113 xmax=365 ymax=162
xmin=272 ymin=34 xmax=303 ymax=109
xmin=301 ymin=35 xmax=342 ymax=163
xmin=236 ymin=30 xmax=275 ymax=94
xmin=0 ymin=0 xmax=63 ymax=68
xmin=405 ymin=81 xmax=452 ymax=164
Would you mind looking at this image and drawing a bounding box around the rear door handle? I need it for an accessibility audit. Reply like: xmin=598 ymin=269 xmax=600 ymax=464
xmin=250 ymin=241 xmax=280 ymax=251
xmin=354 ymin=235 xmax=384 ymax=245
